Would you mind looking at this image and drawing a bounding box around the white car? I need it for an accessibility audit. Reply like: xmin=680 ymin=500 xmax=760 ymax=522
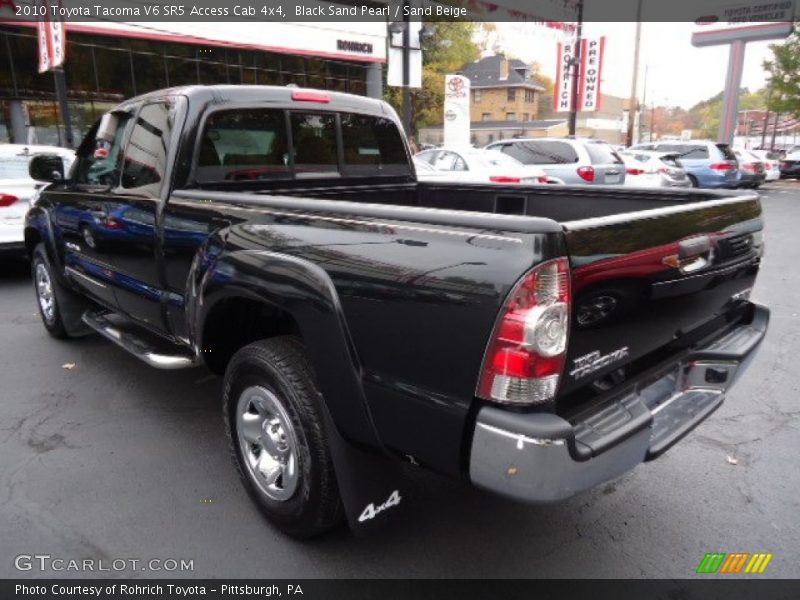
xmin=0 ymin=144 xmax=75 ymax=255
xmin=414 ymin=147 xmax=551 ymax=185
xmin=619 ymin=150 xmax=692 ymax=188
xmin=749 ymin=149 xmax=781 ymax=181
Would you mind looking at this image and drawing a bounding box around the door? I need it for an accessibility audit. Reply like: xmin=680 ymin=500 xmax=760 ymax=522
xmin=52 ymin=111 xmax=134 ymax=310
xmin=109 ymin=100 xmax=183 ymax=331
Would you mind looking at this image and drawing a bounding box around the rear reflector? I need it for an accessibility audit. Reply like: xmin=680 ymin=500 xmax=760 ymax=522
xmin=476 ymin=258 xmax=571 ymax=405
xmin=710 ymin=162 xmax=735 ymax=171
xmin=489 ymin=176 xmax=522 ymax=184
xmin=0 ymin=193 xmax=19 ymax=207
xmin=292 ymin=90 xmax=331 ymax=103
xmin=577 ymin=166 xmax=595 ymax=182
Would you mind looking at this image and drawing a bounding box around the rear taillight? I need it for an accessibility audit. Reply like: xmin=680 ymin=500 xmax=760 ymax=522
xmin=476 ymin=258 xmax=571 ymax=405
xmin=741 ymin=162 xmax=755 ymax=173
xmin=766 ymin=162 xmax=773 ymax=169
xmin=710 ymin=162 xmax=735 ymax=171
xmin=537 ymin=175 xmax=548 ymax=184
xmin=0 ymin=193 xmax=19 ymax=207
xmin=489 ymin=175 xmax=522 ymax=184
xmin=291 ymin=90 xmax=331 ymax=103
xmin=626 ymin=168 xmax=645 ymax=176
xmin=577 ymin=166 xmax=595 ymax=182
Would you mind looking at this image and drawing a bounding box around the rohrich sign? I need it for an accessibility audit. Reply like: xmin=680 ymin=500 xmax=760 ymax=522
xmin=691 ymin=0 xmax=795 ymax=143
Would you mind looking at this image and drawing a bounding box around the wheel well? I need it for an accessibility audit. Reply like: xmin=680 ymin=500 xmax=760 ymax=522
xmin=24 ymin=227 xmax=42 ymax=258
xmin=200 ymin=297 xmax=300 ymax=374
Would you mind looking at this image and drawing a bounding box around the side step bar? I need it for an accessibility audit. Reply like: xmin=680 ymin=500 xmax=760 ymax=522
xmin=82 ymin=310 xmax=199 ymax=370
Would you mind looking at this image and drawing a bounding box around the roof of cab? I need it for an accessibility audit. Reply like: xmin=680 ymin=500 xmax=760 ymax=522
xmin=114 ymin=85 xmax=392 ymax=118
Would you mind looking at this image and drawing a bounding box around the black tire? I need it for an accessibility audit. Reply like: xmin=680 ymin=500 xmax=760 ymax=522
xmin=223 ymin=337 xmax=343 ymax=539
xmin=31 ymin=243 xmax=89 ymax=339
xmin=687 ymin=174 xmax=699 ymax=188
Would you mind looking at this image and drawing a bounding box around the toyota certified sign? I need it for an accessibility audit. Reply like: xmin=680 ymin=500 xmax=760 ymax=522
xmin=692 ymin=0 xmax=795 ymax=46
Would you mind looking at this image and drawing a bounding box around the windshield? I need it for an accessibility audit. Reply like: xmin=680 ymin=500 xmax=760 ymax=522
xmin=585 ymin=142 xmax=624 ymax=165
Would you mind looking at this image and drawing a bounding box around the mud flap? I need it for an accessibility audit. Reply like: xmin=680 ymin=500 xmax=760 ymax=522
xmin=321 ymin=403 xmax=407 ymax=536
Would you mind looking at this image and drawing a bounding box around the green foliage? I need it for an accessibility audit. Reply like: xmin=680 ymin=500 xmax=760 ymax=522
xmin=384 ymin=22 xmax=480 ymax=134
xmin=763 ymin=27 xmax=800 ymax=117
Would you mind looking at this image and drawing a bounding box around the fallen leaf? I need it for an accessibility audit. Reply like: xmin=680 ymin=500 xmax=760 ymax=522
xmin=726 ymin=455 xmax=738 ymax=465
xmin=61 ymin=363 xmax=76 ymax=370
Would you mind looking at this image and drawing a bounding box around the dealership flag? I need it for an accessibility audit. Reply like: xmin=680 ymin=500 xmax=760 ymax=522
xmin=553 ymin=40 xmax=577 ymax=113
xmin=578 ymin=37 xmax=605 ymax=112
xmin=37 ymin=0 xmax=66 ymax=73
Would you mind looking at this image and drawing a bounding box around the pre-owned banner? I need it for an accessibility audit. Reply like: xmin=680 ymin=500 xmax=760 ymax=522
xmin=578 ymin=36 xmax=605 ymax=112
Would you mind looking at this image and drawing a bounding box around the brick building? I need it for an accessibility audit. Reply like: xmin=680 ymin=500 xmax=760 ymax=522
xmin=462 ymin=55 xmax=545 ymax=124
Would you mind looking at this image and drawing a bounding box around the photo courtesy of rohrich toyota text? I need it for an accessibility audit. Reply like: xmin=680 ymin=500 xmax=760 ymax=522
xmin=0 ymin=0 xmax=798 ymax=597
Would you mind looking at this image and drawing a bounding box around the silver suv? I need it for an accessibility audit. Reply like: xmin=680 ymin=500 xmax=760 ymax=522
xmin=485 ymin=138 xmax=626 ymax=185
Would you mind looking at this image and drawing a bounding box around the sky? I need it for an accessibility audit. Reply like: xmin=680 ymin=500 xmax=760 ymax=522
xmin=486 ymin=22 xmax=778 ymax=109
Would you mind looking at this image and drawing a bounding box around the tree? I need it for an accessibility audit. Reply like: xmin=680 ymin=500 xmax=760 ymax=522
xmin=763 ymin=27 xmax=800 ymax=117
xmin=384 ymin=22 xmax=480 ymax=134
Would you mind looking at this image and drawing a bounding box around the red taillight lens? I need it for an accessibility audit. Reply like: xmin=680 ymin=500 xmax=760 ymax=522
xmin=477 ymin=258 xmax=571 ymax=405
xmin=577 ymin=166 xmax=595 ymax=182
xmin=291 ymin=90 xmax=331 ymax=103
xmin=766 ymin=162 xmax=773 ymax=169
xmin=0 ymin=193 xmax=19 ymax=207
xmin=104 ymin=218 xmax=121 ymax=229
xmin=537 ymin=175 xmax=548 ymax=184
xmin=710 ymin=162 xmax=735 ymax=171
xmin=626 ymin=168 xmax=645 ymax=176
xmin=741 ymin=162 xmax=755 ymax=172
xmin=489 ymin=175 xmax=522 ymax=184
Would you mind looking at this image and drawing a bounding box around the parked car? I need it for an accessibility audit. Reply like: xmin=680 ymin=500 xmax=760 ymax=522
xmin=485 ymin=137 xmax=627 ymax=185
xmin=26 ymin=86 xmax=768 ymax=539
xmin=618 ymin=150 xmax=691 ymax=188
xmin=779 ymin=145 xmax=800 ymax=179
xmin=414 ymin=147 xmax=549 ymax=185
xmin=732 ymin=149 xmax=766 ymax=188
xmin=748 ymin=149 xmax=780 ymax=182
xmin=630 ymin=141 xmax=739 ymax=189
xmin=0 ymin=144 xmax=74 ymax=255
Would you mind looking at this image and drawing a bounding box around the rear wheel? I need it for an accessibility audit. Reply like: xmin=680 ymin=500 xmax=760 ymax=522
xmin=687 ymin=174 xmax=699 ymax=188
xmin=223 ymin=337 xmax=343 ymax=538
xmin=31 ymin=243 xmax=89 ymax=339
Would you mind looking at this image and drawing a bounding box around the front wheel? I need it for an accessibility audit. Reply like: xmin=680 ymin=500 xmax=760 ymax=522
xmin=31 ymin=243 xmax=89 ymax=339
xmin=223 ymin=337 xmax=343 ymax=538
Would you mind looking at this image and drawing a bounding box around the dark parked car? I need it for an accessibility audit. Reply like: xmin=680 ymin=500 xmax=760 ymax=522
xmin=780 ymin=146 xmax=800 ymax=178
xmin=733 ymin=149 xmax=767 ymax=188
xmin=25 ymin=86 xmax=768 ymax=538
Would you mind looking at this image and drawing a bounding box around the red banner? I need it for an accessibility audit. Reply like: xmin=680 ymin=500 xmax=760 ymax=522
xmin=36 ymin=0 xmax=66 ymax=73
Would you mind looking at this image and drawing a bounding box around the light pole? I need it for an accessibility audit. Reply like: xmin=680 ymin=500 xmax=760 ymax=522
xmin=567 ymin=0 xmax=584 ymax=136
xmin=626 ymin=1 xmax=643 ymax=147
xmin=388 ymin=9 xmax=435 ymax=137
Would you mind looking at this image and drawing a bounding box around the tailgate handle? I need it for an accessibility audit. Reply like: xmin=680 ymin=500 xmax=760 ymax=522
xmin=663 ymin=235 xmax=713 ymax=274
xmin=678 ymin=235 xmax=711 ymax=259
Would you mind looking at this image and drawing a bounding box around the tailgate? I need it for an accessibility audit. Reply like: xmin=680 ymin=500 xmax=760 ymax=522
xmin=560 ymin=194 xmax=763 ymax=397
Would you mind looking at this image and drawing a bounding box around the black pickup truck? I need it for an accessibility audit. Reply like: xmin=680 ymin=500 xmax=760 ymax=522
xmin=25 ymin=86 xmax=768 ymax=538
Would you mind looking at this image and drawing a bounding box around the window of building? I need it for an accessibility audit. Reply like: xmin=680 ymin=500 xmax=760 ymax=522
xmin=506 ymin=112 xmax=517 ymax=122
xmin=522 ymin=113 xmax=529 ymax=122
xmin=121 ymin=102 xmax=176 ymax=196
xmin=473 ymin=89 xmax=482 ymax=103
xmin=481 ymin=113 xmax=492 ymax=122
xmin=525 ymin=89 xmax=536 ymax=103
xmin=507 ymin=88 xmax=516 ymax=102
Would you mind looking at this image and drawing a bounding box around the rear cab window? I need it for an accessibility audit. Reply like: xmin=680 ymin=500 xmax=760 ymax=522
xmin=194 ymin=108 xmax=411 ymax=184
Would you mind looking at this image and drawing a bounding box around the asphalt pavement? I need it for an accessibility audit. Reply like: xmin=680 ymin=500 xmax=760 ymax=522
xmin=1 ymin=181 xmax=799 ymax=579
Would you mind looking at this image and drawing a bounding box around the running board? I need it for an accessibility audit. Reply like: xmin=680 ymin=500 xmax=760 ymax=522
xmin=82 ymin=310 xmax=199 ymax=370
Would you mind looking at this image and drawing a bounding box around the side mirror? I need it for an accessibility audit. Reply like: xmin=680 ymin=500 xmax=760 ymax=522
xmin=29 ymin=154 xmax=66 ymax=182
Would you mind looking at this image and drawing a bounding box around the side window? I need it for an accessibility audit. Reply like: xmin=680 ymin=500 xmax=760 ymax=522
xmin=195 ymin=109 xmax=290 ymax=182
xmin=433 ymin=151 xmax=457 ymax=171
xmin=537 ymin=141 xmax=579 ymax=163
xmin=73 ymin=113 xmax=132 ymax=187
xmin=452 ymin=153 xmax=468 ymax=171
xmin=340 ymin=113 xmax=410 ymax=176
xmin=121 ymin=102 xmax=175 ymax=196
xmin=290 ymin=112 xmax=338 ymax=177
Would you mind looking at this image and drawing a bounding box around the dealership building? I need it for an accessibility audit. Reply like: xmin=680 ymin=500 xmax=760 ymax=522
xmin=0 ymin=10 xmax=386 ymax=145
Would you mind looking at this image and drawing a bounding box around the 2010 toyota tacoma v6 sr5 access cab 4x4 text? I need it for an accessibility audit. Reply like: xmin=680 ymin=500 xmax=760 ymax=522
xmin=25 ymin=86 xmax=768 ymax=538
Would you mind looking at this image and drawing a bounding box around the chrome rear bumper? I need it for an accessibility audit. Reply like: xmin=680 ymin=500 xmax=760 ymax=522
xmin=469 ymin=303 xmax=769 ymax=502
